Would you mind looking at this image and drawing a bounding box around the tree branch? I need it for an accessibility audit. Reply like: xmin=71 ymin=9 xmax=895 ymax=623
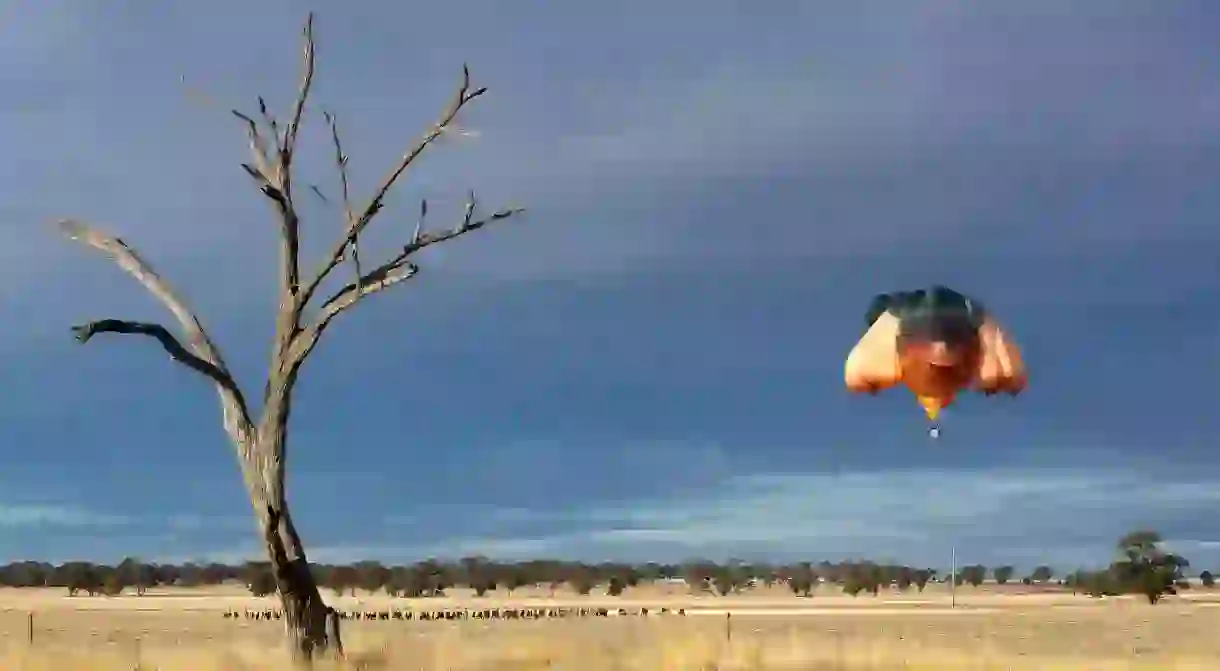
xmin=232 ymin=110 xmax=275 ymax=186
xmin=257 ymin=96 xmax=280 ymax=156
xmin=397 ymin=200 xmax=524 ymax=260
xmin=55 ymin=219 xmax=255 ymax=444
xmin=285 ymin=202 xmax=523 ymax=367
xmin=297 ymin=64 xmax=489 ymax=311
xmin=322 ymin=110 xmax=358 ymax=287
xmin=282 ymin=13 xmax=315 ymax=161
xmin=287 ymin=260 xmax=420 ymax=366
xmin=71 ymin=319 xmax=246 ymax=404
xmin=232 ymin=13 xmax=316 ymax=302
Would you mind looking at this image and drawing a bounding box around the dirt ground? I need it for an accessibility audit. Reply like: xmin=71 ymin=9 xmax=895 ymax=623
xmin=1 ymin=583 xmax=1218 ymax=669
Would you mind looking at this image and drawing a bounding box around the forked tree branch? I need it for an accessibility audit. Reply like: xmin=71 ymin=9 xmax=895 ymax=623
xmin=95 ymin=14 xmax=525 ymax=396
xmin=285 ymin=200 xmax=524 ymax=367
xmin=232 ymin=110 xmax=275 ymax=185
xmin=223 ymin=15 xmax=522 ymax=374
xmin=55 ymin=219 xmax=255 ymax=444
xmin=232 ymin=13 xmax=317 ymax=301
xmin=297 ymin=64 xmax=490 ymax=312
xmin=287 ymin=262 xmax=420 ymax=365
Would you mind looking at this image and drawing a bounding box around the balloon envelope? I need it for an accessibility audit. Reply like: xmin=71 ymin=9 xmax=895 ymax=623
xmin=844 ymin=286 xmax=1026 ymax=421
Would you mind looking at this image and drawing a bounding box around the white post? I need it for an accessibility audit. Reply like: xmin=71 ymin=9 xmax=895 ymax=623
xmin=950 ymin=546 xmax=957 ymax=609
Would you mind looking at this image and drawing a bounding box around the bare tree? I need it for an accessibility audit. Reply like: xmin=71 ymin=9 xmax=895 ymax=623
xmin=55 ymin=14 xmax=522 ymax=662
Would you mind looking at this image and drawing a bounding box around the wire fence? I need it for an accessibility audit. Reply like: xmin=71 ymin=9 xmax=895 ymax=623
xmin=3 ymin=603 xmax=1220 ymax=669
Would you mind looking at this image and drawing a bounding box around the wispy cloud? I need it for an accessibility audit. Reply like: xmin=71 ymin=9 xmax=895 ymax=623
xmin=0 ymin=504 xmax=130 ymax=528
xmin=0 ymin=505 xmax=250 ymax=536
xmin=165 ymin=514 xmax=250 ymax=532
xmin=1165 ymin=539 xmax=1220 ymax=553
xmin=112 ymin=466 xmax=1220 ymax=572
xmin=376 ymin=467 xmax=1220 ymax=571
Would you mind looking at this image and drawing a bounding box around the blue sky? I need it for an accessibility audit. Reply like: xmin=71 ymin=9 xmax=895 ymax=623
xmin=1 ymin=0 xmax=1219 ymax=574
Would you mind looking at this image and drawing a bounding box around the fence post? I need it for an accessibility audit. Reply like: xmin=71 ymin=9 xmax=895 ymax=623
xmin=725 ymin=612 xmax=732 ymax=642
xmin=26 ymin=611 xmax=33 ymax=644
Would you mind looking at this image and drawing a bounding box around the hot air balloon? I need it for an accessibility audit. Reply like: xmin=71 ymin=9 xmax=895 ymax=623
xmin=844 ymin=285 xmax=1026 ymax=437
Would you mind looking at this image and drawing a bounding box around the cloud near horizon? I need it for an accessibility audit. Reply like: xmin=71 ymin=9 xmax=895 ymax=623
xmin=6 ymin=457 xmax=1220 ymax=576
xmin=80 ymin=465 xmax=1219 ymax=574
xmin=0 ymin=504 xmax=128 ymax=529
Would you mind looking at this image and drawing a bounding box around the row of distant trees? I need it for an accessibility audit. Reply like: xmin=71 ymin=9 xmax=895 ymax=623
xmin=0 ymin=531 xmax=1198 ymax=605
xmin=0 ymin=557 xmax=1017 ymax=598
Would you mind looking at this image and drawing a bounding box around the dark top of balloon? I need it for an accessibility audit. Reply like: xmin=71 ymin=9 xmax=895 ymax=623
xmin=863 ymin=285 xmax=988 ymax=333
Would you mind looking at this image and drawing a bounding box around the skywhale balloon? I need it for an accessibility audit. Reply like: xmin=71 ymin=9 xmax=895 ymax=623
xmin=844 ymin=285 xmax=1027 ymax=437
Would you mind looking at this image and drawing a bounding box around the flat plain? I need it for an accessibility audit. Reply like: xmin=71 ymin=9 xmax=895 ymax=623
xmin=1 ymin=583 xmax=1218 ymax=669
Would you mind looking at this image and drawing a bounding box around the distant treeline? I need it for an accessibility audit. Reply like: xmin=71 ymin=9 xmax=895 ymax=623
xmin=0 ymin=530 xmax=1208 ymax=605
xmin=0 ymin=557 xmax=1042 ymax=598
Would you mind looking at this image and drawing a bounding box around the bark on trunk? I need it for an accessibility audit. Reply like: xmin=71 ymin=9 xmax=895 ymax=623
xmin=260 ymin=500 xmax=343 ymax=662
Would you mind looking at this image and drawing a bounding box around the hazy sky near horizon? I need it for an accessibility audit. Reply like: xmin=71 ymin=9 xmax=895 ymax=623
xmin=1 ymin=0 xmax=1219 ymax=573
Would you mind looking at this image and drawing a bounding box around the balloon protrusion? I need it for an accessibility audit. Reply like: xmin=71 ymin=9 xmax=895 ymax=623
xmin=918 ymin=395 xmax=944 ymax=421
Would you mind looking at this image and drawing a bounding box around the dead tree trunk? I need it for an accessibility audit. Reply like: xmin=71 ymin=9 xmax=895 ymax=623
xmin=56 ymin=12 xmax=522 ymax=662
xmin=261 ymin=500 xmax=341 ymax=659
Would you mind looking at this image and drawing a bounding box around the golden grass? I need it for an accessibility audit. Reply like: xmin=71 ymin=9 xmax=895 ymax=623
xmin=1 ymin=585 xmax=1219 ymax=669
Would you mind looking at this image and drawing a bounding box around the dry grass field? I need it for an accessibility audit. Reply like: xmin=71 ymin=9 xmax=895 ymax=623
xmin=0 ymin=583 xmax=1215 ymax=671
xmin=0 ymin=583 xmax=1218 ymax=669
